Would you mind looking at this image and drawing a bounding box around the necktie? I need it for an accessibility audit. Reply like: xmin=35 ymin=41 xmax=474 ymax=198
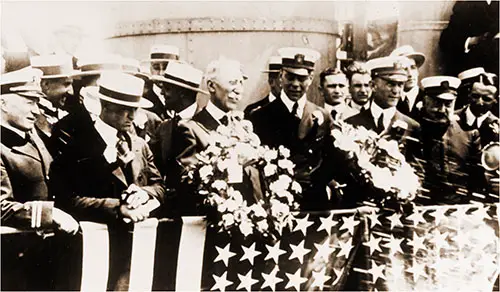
xmin=291 ymin=102 xmax=299 ymax=118
xmin=331 ymin=110 xmax=338 ymax=120
xmin=376 ymin=113 xmax=385 ymax=133
xmin=473 ymin=117 xmax=480 ymax=129
xmin=116 ymin=132 xmax=134 ymax=166
xmin=400 ymin=97 xmax=410 ymax=115
xmin=219 ymin=115 xmax=229 ymax=126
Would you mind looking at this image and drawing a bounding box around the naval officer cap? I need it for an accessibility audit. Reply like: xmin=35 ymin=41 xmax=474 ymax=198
xmin=366 ymin=56 xmax=409 ymax=82
xmin=261 ymin=56 xmax=282 ymax=73
xmin=278 ymin=47 xmax=320 ymax=76
xmin=1 ymin=67 xmax=45 ymax=99
xmin=421 ymin=76 xmax=461 ymax=100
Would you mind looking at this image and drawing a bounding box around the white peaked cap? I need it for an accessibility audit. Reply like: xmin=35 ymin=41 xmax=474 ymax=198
xmin=458 ymin=67 xmax=486 ymax=80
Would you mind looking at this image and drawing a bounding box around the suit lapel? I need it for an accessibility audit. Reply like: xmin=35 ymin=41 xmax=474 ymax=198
xmin=298 ymin=101 xmax=314 ymax=139
xmin=30 ymin=130 xmax=53 ymax=176
xmin=193 ymin=108 xmax=220 ymax=132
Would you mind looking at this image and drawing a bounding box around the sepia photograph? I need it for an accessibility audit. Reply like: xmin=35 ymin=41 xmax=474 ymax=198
xmin=1 ymin=0 xmax=499 ymax=291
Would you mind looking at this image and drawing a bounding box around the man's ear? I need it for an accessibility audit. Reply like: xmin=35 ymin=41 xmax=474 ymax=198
xmin=0 ymin=95 xmax=9 ymax=112
xmin=206 ymin=80 xmax=216 ymax=93
xmin=40 ymin=79 xmax=49 ymax=92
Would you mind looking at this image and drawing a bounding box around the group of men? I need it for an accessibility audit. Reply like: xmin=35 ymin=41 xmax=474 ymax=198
xmin=1 ymin=42 xmax=498 ymax=236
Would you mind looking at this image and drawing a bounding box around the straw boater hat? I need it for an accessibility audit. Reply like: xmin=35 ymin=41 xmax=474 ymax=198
xmin=80 ymin=72 xmax=153 ymax=108
xmin=390 ymin=45 xmax=426 ymax=68
xmin=151 ymin=61 xmax=208 ymax=95
xmin=73 ymin=53 xmax=124 ymax=78
xmin=30 ymin=54 xmax=79 ymax=79
xmin=367 ymin=56 xmax=409 ymax=82
xmin=120 ymin=57 xmax=150 ymax=81
xmin=1 ymin=67 xmax=45 ymax=99
xmin=277 ymin=47 xmax=320 ymax=76
xmin=421 ymin=76 xmax=461 ymax=100
xmin=261 ymin=56 xmax=282 ymax=73
xmin=143 ymin=44 xmax=180 ymax=63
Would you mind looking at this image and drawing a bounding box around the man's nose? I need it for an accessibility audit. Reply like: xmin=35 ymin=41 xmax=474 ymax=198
xmin=67 ymin=86 xmax=74 ymax=96
xmin=32 ymin=103 xmax=41 ymax=115
xmin=127 ymin=109 xmax=136 ymax=120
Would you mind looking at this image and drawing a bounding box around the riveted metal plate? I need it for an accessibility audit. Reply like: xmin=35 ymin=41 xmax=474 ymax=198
xmin=111 ymin=17 xmax=338 ymax=38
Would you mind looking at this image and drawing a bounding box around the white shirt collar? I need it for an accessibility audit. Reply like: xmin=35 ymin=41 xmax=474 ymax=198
xmin=153 ymin=84 xmax=165 ymax=105
xmin=94 ymin=117 xmax=118 ymax=147
xmin=403 ymin=86 xmax=419 ymax=109
xmin=178 ymin=102 xmax=198 ymax=120
xmin=3 ymin=123 xmax=28 ymax=139
xmin=465 ymin=106 xmax=490 ymax=128
xmin=370 ymin=101 xmax=396 ymax=129
xmin=205 ymin=100 xmax=227 ymax=122
xmin=280 ymin=90 xmax=307 ymax=118
xmin=268 ymin=91 xmax=277 ymax=103
xmin=349 ymin=99 xmax=370 ymax=111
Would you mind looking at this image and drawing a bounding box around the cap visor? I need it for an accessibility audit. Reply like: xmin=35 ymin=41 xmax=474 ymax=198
xmin=140 ymin=59 xmax=177 ymax=63
xmin=283 ymin=67 xmax=309 ymax=76
xmin=379 ymin=74 xmax=408 ymax=83
xmin=84 ymin=86 xmax=153 ymax=108
xmin=261 ymin=70 xmax=281 ymax=73
xmin=407 ymin=53 xmax=425 ymax=67
xmin=151 ymin=75 xmax=209 ymax=95
xmin=435 ymin=92 xmax=457 ymax=100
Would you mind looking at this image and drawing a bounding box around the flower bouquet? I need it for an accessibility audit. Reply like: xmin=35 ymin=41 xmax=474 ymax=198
xmin=184 ymin=112 xmax=301 ymax=238
xmin=331 ymin=121 xmax=420 ymax=207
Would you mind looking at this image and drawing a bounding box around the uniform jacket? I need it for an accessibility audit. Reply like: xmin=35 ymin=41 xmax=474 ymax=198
xmin=49 ymin=119 xmax=165 ymax=223
xmin=1 ymin=126 xmax=54 ymax=229
xmin=243 ymin=94 xmax=272 ymax=119
xmin=455 ymin=107 xmax=499 ymax=148
xmin=249 ymin=97 xmax=335 ymax=211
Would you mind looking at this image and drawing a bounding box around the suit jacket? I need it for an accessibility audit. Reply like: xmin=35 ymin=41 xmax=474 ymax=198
xmin=130 ymin=109 xmax=162 ymax=143
xmin=244 ymin=94 xmax=272 ymax=119
xmin=49 ymin=119 xmax=165 ymax=223
xmin=455 ymin=107 xmax=499 ymax=147
xmin=1 ymin=127 xmax=54 ymax=229
xmin=249 ymin=98 xmax=335 ymax=211
xmin=173 ymin=107 xmax=263 ymax=214
xmin=440 ymin=0 xmax=499 ymax=76
xmin=144 ymin=87 xmax=168 ymax=120
xmin=396 ymin=88 xmax=425 ymax=121
xmin=150 ymin=115 xmax=181 ymax=179
xmin=419 ymin=118 xmax=484 ymax=204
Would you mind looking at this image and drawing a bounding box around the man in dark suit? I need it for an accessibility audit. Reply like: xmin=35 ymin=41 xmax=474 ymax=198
xmin=149 ymin=61 xmax=206 ymax=178
xmin=50 ymin=72 xmax=165 ymax=224
xmin=390 ymin=45 xmax=426 ymax=120
xmin=456 ymin=80 xmax=499 ymax=147
xmin=249 ymin=47 xmax=335 ymax=211
xmin=345 ymin=56 xmax=422 ymax=161
xmin=439 ymin=0 xmax=499 ymax=77
xmin=1 ymin=68 xmax=79 ymax=233
xmin=244 ymin=56 xmax=282 ymax=117
xmin=142 ymin=44 xmax=181 ymax=120
xmin=319 ymin=67 xmax=356 ymax=121
xmin=418 ymin=76 xmax=486 ymax=204
xmin=345 ymin=61 xmax=372 ymax=116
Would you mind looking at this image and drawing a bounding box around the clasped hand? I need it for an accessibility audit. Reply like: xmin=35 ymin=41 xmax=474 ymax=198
xmin=119 ymin=184 xmax=151 ymax=223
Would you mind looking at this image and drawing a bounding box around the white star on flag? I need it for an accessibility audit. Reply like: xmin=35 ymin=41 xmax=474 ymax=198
xmin=293 ymin=213 xmax=314 ymax=236
xmin=406 ymin=260 xmax=427 ymax=283
xmin=339 ymin=215 xmax=359 ymax=235
xmin=240 ymin=243 xmax=261 ymax=265
xmin=449 ymin=206 xmax=469 ymax=220
xmin=366 ymin=211 xmax=382 ymax=228
xmin=311 ymin=267 xmax=331 ymax=290
xmin=336 ymin=237 xmax=353 ymax=258
xmin=368 ymin=260 xmax=386 ymax=283
xmin=451 ymin=230 xmax=470 ymax=248
xmin=428 ymin=208 xmax=448 ymax=225
xmin=261 ymin=267 xmax=283 ymax=292
xmin=406 ymin=210 xmax=426 ymax=225
xmin=317 ymin=212 xmax=339 ymax=236
xmin=382 ymin=235 xmax=404 ymax=255
xmin=364 ymin=235 xmax=383 ymax=255
xmin=388 ymin=263 xmax=405 ymax=280
xmin=429 ymin=231 xmax=449 ymax=250
xmin=211 ymin=271 xmax=233 ymax=292
xmin=237 ymin=270 xmax=258 ymax=291
xmin=265 ymin=240 xmax=286 ymax=264
xmin=285 ymin=268 xmax=307 ymax=291
xmin=471 ymin=205 xmax=491 ymax=220
xmin=289 ymin=240 xmax=311 ymax=264
xmin=406 ymin=232 xmax=426 ymax=252
xmin=313 ymin=239 xmax=335 ymax=261
xmin=214 ymin=243 xmax=236 ymax=266
xmin=387 ymin=212 xmax=404 ymax=230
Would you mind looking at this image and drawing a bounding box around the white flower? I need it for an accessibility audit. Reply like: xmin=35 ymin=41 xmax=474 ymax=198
xmin=222 ymin=213 xmax=235 ymax=226
xmin=256 ymin=220 xmax=269 ymax=231
xmin=227 ymin=188 xmax=244 ymax=205
xmin=271 ymin=200 xmax=290 ymax=217
xmin=291 ymin=181 xmax=302 ymax=194
xmin=312 ymin=110 xmax=325 ymax=126
xmin=199 ymin=165 xmax=213 ymax=180
xmin=240 ymin=120 xmax=254 ymax=133
xmin=270 ymin=175 xmax=292 ymax=193
xmin=212 ymin=180 xmax=227 ymax=191
xmin=264 ymin=164 xmax=277 ymax=177
xmin=239 ymin=220 xmax=253 ymax=237
xmin=217 ymin=159 xmax=231 ymax=171
xmin=224 ymin=199 xmax=239 ymax=212
xmin=369 ymin=166 xmax=393 ymax=192
xmin=205 ymin=145 xmax=222 ymax=156
xmin=264 ymin=149 xmax=278 ymax=161
xmin=103 ymin=146 xmax=117 ymax=163
xmin=251 ymin=204 xmax=267 ymax=217
xmin=278 ymin=159 xmax=294 ymax=171
xmin=278 ymin=146 xmax=290 ymax=158
xmin=392 ymin=120 xmax=408 ymax=130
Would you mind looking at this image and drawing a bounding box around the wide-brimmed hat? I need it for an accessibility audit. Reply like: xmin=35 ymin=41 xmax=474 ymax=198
xmin=80 ymin=72 xmax=152 ymax=108
xmin=1 ymin=67 xmax=45 ymax=99
xmin=120 ymin=57 xmax=151 ymax=81
xmin=261 ymin=56 xmax=282 ymax=73
xmin=142 ymin=44 xmax=180 ymax=63
xmin=390 ymin=45 xmax=426 ymax=68
xmin=30 ymin=54 xmax=79 ymax=79
xmin=421 ymin=76 xmax=461 ymax=100
xmin=367 ymin=56 xmax=409 ymax=82
xmin=73 ymin=53 xmax=124 ymax=78
xmin=151 ymin=61 xmax=208 ymax=95
xmin=278 ymin=47 xmax=320 ymax=76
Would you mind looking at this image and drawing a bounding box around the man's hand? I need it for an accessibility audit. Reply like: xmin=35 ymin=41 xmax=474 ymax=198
xmin=122 ymin=184 xmax=150 ymax=209
xmin=119 ymin=204 xmax=151 ymax=223
xmin=52 ymin=208 xmax=80 ymax=235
